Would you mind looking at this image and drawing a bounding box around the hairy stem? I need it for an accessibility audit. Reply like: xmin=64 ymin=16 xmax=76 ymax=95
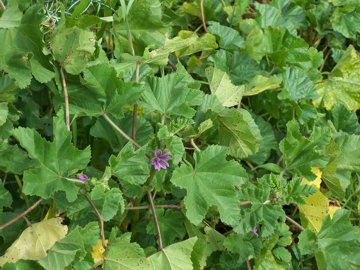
xmin=0 ymin=0 xmax=5 ymax=11
xmin=190 ymin=138 xmax=201 ymax=152
xmin=132 ymin=62 xmax=140 ymax=141
xmin=60 ymin=67 xmax=70 ymax=131
xmin=0 ymin=198 xmax=44 ymax=231
xmin=84 ymin=193 xmax=107 ymax=248
xmin=147 ymin=191 xmax=163 ymax=250
xmin=102 ymin=112 xmax=140 ymax=148
xmin=285 ymin=215 xmax=304 ymax=231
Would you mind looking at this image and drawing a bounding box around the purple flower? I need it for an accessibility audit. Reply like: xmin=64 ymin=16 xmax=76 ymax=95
xmin=79 ymin=174 xmax=88 ymax=182
xmin=151 ymin=149 xmax=171 ymax=171
xmin=251 ymin=227 xmax=259 ymax=237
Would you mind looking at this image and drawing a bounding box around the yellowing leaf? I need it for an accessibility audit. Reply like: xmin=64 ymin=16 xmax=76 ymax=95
xmin=0 ymin=218 xmax=67 ymax=267
xmin=299 ymin=168 xmax=328 ymax=233
xmin=314 ymin=46 xmax=360 ymax=111
xmin=91 ymin=239 xmax=108 ymax=267
xmin=302 ymin=167 xmax=322 ymax=189
xmin=327 ymin=205 xmax=341 ymax=218
xmin=206 ymin=66 xmax=245 ymax=107
xmin=299 ymin=191 xmax=329 ymax=233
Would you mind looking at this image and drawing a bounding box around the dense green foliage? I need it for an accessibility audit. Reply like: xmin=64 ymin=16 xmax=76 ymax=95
xmin=0 ymin=0 xmax=360 ymax=269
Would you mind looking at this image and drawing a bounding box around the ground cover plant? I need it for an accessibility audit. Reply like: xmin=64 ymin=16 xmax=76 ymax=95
xmin=0 ymin=0 xmax=360 ymax=269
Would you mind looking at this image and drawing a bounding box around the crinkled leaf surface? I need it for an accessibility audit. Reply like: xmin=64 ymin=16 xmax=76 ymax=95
xmin=11 ymin=113 xmax=91 ymax=201
xmin=279 ymin=120 xmax=330 ymax=179
xmin=141 ymin=72 xmax=203 ymax=118
xmin=171 ymin=145 xmax=248 ymax=226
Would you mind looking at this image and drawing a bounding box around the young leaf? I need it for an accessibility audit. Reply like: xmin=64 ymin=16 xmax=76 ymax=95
xmin=11 ymin=113 xmax=91 ymax=201
xmin=171 ymin=145 xmax=248 ymax=226
xmin=110 ymin=143 xmax=150 ymax=197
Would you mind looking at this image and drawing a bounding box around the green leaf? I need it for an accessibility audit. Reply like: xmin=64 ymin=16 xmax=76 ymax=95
xmin=157 ymin=125 xmax=185 ymax=165
xmin=279 ymin=120 xmax=330 ymax=179
xmin=314 ymin=46 xmax=360 ymax=111
xmin=171 ymin=145 xmax=248 ymax=226
xmin=104 ymin=233 xmax=150 ymax=269
xmin=243 ymin=74 xmax=282 ymax=97
xmin=0 ymin=102 xmax=8 ymax=127
xmin=331 ymin=5 xmax=360 ymax=38
xmin=279 ymin=67 xmax=316 ymax=102
xmin=218 ymin=108 xmax=262 ymax=159
xmin=113 ymin=0 xmax=168 ymax=56
xmin=11 ymin=112 xmax=91 ymax=201
xmin=148 ymin=237 xmax=197 ymax=270
xmin=322 ymin=132 xmax=360 ymax=195
xmin=329 ymin=104 xmax=360 ymax=133
xmin=205 ymin=67 xmax=245 ymax=107
xmin=299 ymin=210 xmax=360 ymax=270
xmin=223 ymin=234 xmax=261 ymax=264
xmin=147 ymin=209 xmax=186 ymax=246
xmin=248 ymin=116 xmax=277 ymax=165
xmin=110 ymin=143 xmax=150 ymax=197
xmin=0 ymin=185 xmax=12 ymax=210
xmin=0 ymin=4 xmax=22 ymax=29
xmin=235 ymin=181 xmax=285 ymax=237
xmin=0 ymin=142 xmax=34 ymax=174
xmin=191 ymin=227 xmax=225 ymax=270
xmin=90 ymin=114 xmax=152 ymax=152
xmin=141 ymin=72 xmax=203 ymax=118
xmin=144 ymin=31 xmax=218 ymax=65
xmin=1 ymin=260 xmax=42 ymax=270
xmin=38 ymin=228 xmax=85 ymax=270
xmin=51 ymin=26 xmax=96 ymax=74
xmin=209 ymin=50 xmax=261 ymax=85
xmin=0 ymin=4 xmax=52 ymax=88
xmin=207 ymin=21 xmax=244 ymax=50
xmin=0 ymin=76 xmax=17 ymax=103
xmin=29 ymin=58 xmax=54 ymax=84
xmin=90 ymin=185 xmax=125 ymax=221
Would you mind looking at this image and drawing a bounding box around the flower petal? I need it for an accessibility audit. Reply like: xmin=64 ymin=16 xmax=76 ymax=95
xmin=157 ymin=159 xmax=169 ymax=169
xmin=160 ymin=153 xmax=171 ymax=161
xmin=155 ymin=149 xmax=163 ymax=157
